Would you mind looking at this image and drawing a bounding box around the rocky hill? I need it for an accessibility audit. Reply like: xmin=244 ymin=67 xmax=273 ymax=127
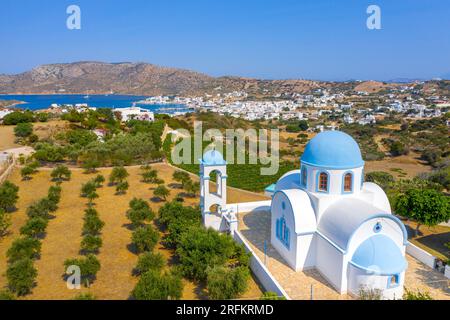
xmin=0 ymin=61 xmax=429 ymax=97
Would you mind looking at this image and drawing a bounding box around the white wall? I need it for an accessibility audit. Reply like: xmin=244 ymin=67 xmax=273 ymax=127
xmin=445 ymin=265 xmax=450 ymax=279
xmin=347 ymin=264 xmax=405 ymax=300
xmin=296 ymin=234 xmax=316 ymax=270
xmin=270 ymin=196 xmax=297 ymax=270
xmin=406 ymin=243 xmax=436 ymax=269
xmin=315 ymin=234 xmax=345 ymax=293
xmin=303 ymin=164 xmax=364 ymax=196
xmin=226 ymin=201 xmax=271 ymax=214
xmin=234 ymin=231 xmax=290 ymax=299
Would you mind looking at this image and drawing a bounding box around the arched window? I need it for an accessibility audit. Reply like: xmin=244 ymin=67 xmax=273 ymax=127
xmin=318 ymin=172 xmax=329 ymax=192
xmin=276 ymin=216 xmax=290 ymax=249
xmin=301 ymin=167 xmax=307 ymax=187
xmin=344 ymin=172 xmax=353 ymax=192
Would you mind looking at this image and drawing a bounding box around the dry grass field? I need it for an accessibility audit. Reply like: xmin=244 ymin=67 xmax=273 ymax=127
xmin=0 ymin=163 xmax=267 ymax=300
xmin=0 ymin=125 xmax=19 ymax=150
xmin=0 ymin=120 xmax=69 ymax=152
xmin=364 ymin=153 xmax=431 ymax=179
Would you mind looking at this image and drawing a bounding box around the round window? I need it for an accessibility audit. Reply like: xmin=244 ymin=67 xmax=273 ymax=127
xmin=373 ymin=222 xmax=382 ymax=233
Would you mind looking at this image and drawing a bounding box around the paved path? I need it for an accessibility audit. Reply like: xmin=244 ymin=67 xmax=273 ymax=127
xmin=238 ymin=210 xmax=449 ymax=300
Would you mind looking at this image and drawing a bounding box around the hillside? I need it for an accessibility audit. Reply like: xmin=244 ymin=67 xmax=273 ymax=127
xmin=0 ymin=61 xmax=347 ymax=97
xmin=0 ymin=61 xmax=436 ymax=97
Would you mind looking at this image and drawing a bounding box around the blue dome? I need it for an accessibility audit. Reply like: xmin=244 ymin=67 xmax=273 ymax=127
xmin=301 ymin=131 xmax=364 ymax=169
xmin=351 ymin=235 xmax=407 ymax=275
xmin=200 ymin=150 xmax=226 ymax=165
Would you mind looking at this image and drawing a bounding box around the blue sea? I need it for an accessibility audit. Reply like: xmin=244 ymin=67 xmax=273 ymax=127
xmin=0 ymin=94 xmax=190 ymax=114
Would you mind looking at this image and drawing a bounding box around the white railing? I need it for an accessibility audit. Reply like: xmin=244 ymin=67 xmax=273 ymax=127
xmin=406 ymin=243 xmax=436 ymax=269
xmin=234 ymin=230 xmax=290 ymax=300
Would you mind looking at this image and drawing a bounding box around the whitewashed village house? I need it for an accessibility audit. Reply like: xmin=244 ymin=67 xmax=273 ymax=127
xmin=112 ymin=106 xmax=155 ymax=122
xmin=199 ymin=131 xmax=408 ymax=299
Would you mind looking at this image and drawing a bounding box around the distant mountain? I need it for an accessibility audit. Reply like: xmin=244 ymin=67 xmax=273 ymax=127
xmin=0 ymin=62 xmax=218 ymax=96
xmin=0 ymin=61 xmax=435 ymax=97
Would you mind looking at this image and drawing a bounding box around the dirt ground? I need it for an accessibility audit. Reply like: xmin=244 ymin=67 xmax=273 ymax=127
xmin=401 ymin=219 xmax=450 ymax=262
xmin=0 ymin=120 xmax=69 ymax=152
xmin=0 ymin=163 xmax=266 ymax=300
xmin=364 ymin=153 xmax=431 ymax=179
xmin=0 ymin=125 xmax=19 ymax=150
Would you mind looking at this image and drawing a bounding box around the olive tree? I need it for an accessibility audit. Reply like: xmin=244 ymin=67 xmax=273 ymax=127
xmin=395 ymin=188 xmax=449 ymax=236
xmin=0 ymin=181 xmax=19 ymax=211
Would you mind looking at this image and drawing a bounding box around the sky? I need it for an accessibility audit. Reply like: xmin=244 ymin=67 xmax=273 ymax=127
xmin=0 ymin=0 xmax=449 ymax=81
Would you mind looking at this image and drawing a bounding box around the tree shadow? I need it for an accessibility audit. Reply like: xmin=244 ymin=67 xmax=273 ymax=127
xmin=122 ymin=222 xmax=137 ymax=231
xmin=412 ymin=260 xmax=450 ymax=295
xmin=415 ymin=232 xmax=450 ymax=260
xmin=127 ymin=243 xmax=139 ymax=255
xmin=404 ymin=224 xmax=424 ymax=237
xmin=150 ymin=197 xmax=164 ymax=203
xmin=168 ymin=183 xmax=183 ymax=189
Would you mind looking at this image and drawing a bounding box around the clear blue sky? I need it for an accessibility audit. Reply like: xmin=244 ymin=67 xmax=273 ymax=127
xmin=1 ymin=0 xmax=449 ymax=81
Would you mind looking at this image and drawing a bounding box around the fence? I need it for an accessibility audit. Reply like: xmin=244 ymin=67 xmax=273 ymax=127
xmin=406 ymin=243 xmax=436 ymax=269
xmin=233 ymin=230 xmax=290 ymax=300
xmin=226 ymin=201 xmax=272 ymax=214
xmin=0 ymin=155 xmax=15 ymax=184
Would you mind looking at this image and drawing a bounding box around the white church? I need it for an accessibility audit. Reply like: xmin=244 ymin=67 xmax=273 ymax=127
xmin=199 ymin=130 xmax=408 ymax=299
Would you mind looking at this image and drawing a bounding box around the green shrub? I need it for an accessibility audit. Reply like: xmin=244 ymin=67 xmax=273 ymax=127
xmin=0 ymin=289 xmax=16 ymax=300
xmin=365 ymin=171 xmax=395 ymax=190
xmin=109 ymin=166 xmax=129 ymax=185
xmin=51 ymin=165 xmax=72 ymax=182
xmin=127 ymin=199 xmax=154 ymax=227
xmin=20 ymin=217 xmax=48 ymax=238
xmin=33 ymin=142 xmax=66 ymax=162
xmin=73 ymin=292 xmax=96 ymax=300
xmin=94 ymin=175 xmax=105 ymax=188
xmin=3 ymin=111 xmax=34 ymax=125
xmin=7 ymin=237 xmax=41 ymax=263
xmin=47 ymin=185 xmax=62 ymax=204
xmin=403 ymin=288 xmax=433 ymax=300
xmin=64 ymin=255 xmax=101 ymax=286
xmin=115 ymin=181 xmax=129 ymax=194
xmin=6 ymin=258 xmax=37 ymax=296
xmin=81 ymin=235 xmax=103 ymax=254
xmin=26 ymin=198 xmax=56 ymax=219
xmin=260 ymin=292 xmax=286 ymax=300
xmin=0 ymin=209 xmax=12 ymax=237
xmin=154 ymin=185 xmax=170 ymax=201
xmin=28 ymin=134 xmax=39 ymax=143
xmin=158 ymin=202 xmax=202 ymax=247
xmin=132 ymin=270 xmax=183 ymax=300
xmin=206 ymin=265 xmax=250 ymax=300
xmin=394 ymin=188 xmax=449 ymax=235
xmin=128 ymin=198 xmax=147 ymax=210
xmin=389 ymin=140 xmax=409 ymax=156
xmin=83 ymin=212 xmax=105 ymax=235
xmin=81 ymin=181 xmax=97 ymax=197
xmin=21 ymin=166 xmax=35 ymax=180
xmin=0 ymin=181 xmax=19 ymax=211
xmin=134 ymin=252 xmax=165 ymax=275
xmin=14 ymin=122 xmax=33 ymax=137
xmin=177 ymin=227 xmax=250 ymax=281
xmin=37 ymin=113 xmax=49 ymax=122
xmin=142 ymin=169 xmax=158 ymax=183
xmin=131 ymin=225 xmax=160 ymax=253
